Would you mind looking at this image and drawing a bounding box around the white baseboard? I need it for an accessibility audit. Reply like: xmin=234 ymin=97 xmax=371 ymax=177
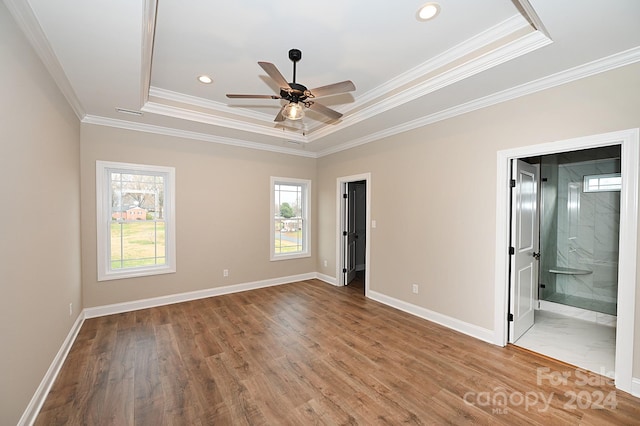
xmin=632 ymin=377 xmax=640 ymax=398
xmin=18 ymin=311 xmax=85 ymax=426
xmin=368 ymin=290 xmax=494 ymax=344
xmin=315 ymin=272 xmax=339 ymax=286
xmin=84 ymin=272 xmax=317 ymax=318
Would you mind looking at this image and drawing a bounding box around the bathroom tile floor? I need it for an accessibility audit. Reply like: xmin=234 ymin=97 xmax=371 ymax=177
xmin=515 ymin=309 xmax=616 ymax=377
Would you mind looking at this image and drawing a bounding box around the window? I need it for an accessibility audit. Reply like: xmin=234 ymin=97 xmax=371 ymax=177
xmin=583 ymin=173 xmax=622 ymax=192
xmin=271 ymin=177 xmax=310 ymax=261
xmin=96 ymin=161 xmax=176 ymax=281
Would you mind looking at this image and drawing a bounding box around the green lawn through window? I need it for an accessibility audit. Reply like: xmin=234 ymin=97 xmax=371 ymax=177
xmin=274 ymin=230 xmax=303 ymax=254
xmin=111 ymin=221 xmax=165 ymax=269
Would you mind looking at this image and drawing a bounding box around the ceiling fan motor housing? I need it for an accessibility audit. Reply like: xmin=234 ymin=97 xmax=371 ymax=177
xmin=281 ymin=82 xmax=308 ymax=103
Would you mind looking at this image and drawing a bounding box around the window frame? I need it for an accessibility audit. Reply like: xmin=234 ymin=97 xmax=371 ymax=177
xmin=270 ymin=176 xmax=311 ymax=261
xmin=96 ymin=160 xmax=176 ymax=281
xmin=583 ymin=173 xmax=622 ymax=193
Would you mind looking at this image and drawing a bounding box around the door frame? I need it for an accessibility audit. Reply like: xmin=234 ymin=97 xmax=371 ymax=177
xmin=494 ymin=128 xmax=639 ymax=393
xmin=336 ymin=173 xmax=371 ymax=295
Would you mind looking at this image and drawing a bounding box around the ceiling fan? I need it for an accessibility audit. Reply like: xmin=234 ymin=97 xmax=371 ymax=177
xmin=226 ymin=49 xmax=356 ymax=122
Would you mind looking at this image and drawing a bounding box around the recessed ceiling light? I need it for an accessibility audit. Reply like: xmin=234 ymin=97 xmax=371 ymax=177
xmin=416 ymin=2 xmax=441 ymax=21
xmin=197 ymin=75 xmax=213 ymax=84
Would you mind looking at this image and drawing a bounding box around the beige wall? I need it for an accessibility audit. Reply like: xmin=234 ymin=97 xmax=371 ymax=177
xmin=317 ymin=63 xmax=640 ymax=371
xmin=80 ymin=124 xmax=317 ymax=307
xmin=0 ymin=4 xmax=82 ymax=425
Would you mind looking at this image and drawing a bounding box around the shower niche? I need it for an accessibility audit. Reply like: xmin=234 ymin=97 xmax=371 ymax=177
xmin=538 ymin=146 xmax=620 ymax=318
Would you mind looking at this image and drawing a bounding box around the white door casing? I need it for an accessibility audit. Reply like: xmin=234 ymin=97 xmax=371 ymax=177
xmin=509 ymin=160 xmax=539 ymax=342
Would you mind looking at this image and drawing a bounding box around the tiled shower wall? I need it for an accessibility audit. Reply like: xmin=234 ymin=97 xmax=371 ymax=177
xmin=545 ymin=158 xmax=621 ymax=309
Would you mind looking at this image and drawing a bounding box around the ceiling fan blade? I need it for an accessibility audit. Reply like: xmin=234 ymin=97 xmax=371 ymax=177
xmin=258 ymin=61 xmax=291 ymax=89
xmin=274 ymin=105 xmax=286 ymax=122
xmin=308 ymin=80 xmax=356 ymax=98
xmin=308 ymin=101 xmax=343 ymax=120
xmin=226 ymin=94 xmax=281 ymax=99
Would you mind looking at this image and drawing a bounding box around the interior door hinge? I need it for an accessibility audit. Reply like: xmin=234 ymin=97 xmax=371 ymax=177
xmin=510 ymin=179 xmax=516 ymax=188
xmin=343 ymin=231 xmax=348 ymax=236
xmin=342 ymin=268 xmax=347 ymax=273
xmin=508 ymin=313 xmax=514 ymax=321
xmin=509 ymin=247 xmax=515 ymax=255
xmin=343 ymin=193 xmax=348 ymax=199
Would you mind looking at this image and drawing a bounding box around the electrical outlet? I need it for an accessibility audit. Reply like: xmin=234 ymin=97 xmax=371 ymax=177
xmin=412 ymin=284 xmax=419 ymax=294
xmin=223 ymin=269 xmax=229 ymax=277
xmin=69 ymin=303 xmax=73 ymax=316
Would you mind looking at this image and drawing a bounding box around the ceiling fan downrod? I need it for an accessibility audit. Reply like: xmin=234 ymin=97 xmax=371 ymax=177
xmin=289 ymin=48 xmax=302 ymax=84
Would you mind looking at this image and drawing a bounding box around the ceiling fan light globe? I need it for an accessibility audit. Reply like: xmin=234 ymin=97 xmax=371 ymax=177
xmin=283 ymin=102 xmax=304 ymax=120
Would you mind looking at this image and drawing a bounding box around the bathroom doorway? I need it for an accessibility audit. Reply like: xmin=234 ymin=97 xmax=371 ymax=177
xmin=494 ymin=128 xmax=638 ymax=394
xmin=513 ymin=146 xmax=621 ymax=376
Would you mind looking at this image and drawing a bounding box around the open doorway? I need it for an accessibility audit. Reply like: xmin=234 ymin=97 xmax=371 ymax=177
xmin=494 ymin=128 xmax=639 ymax=394
xmin=510 ymin=147 xmax=621 ymax=377
xmin=337 ymin=173 xmax=371 ymax=296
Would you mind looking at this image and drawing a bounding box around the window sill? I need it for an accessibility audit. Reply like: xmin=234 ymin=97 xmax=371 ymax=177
xmin=98 ymin=265 xmax=176 ymax=282
xmin=270 ymin=252 xmax=311 ymax=262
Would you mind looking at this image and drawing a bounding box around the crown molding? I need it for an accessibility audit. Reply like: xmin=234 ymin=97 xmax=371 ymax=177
xmin=4 ymin=0 xmax=86 ymax=120
xmin=84 ymin=46 xmax=640 ymax=159
xmin=316 ymin=46 xmax=640 ymax=157
xmin=141 ymin=101 xmax=309 ymax=143
xmin=144 ymin=14 xmax=540 ymax=145
xmin=513 ymin=0 xmax=550 ymax=38
xmin=149 ymin=86 xmax=276 ymax=123
xmin=354 ymin=14 xmax=531 ymax=109
xmin=87 ymin=46 xmax=640 ymax=159
xmin=308 ymin=23 xmax=552 ymax=143
xmin=140 ymin=0 xmax=157 ymax=107
xmin=82 ymin=115 xmax=316 ymax=158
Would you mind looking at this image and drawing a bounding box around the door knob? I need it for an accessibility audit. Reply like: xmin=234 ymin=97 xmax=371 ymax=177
xmin=532 ymin=251 xmax=540 ymax=260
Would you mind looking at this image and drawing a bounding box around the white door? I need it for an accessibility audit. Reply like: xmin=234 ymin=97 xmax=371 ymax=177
xmin=509 ymin=159 xmax=540 ymax=342
xmin=343 ymin=184 xmax=357 ymax=285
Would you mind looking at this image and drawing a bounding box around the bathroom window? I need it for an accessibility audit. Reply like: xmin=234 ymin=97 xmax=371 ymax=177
xmin=583 ymin=173 xmax=621 ymax=193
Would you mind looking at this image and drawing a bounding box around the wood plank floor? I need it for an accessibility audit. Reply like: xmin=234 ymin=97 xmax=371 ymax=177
xmin=36 ymin=279 xmax=640 ymax=425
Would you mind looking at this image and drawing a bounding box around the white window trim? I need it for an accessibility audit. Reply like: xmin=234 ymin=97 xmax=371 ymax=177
xmin=270 ymin=176 xmax=311 ymax=261
xmin=96 ymin=160 xmax=176 ymax=281
xmin=583 ymin=173 xmax=622 ymax=192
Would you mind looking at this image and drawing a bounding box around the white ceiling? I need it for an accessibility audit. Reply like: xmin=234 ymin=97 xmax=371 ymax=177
xmin=6 ymin=0 xmax=640 ymax=157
